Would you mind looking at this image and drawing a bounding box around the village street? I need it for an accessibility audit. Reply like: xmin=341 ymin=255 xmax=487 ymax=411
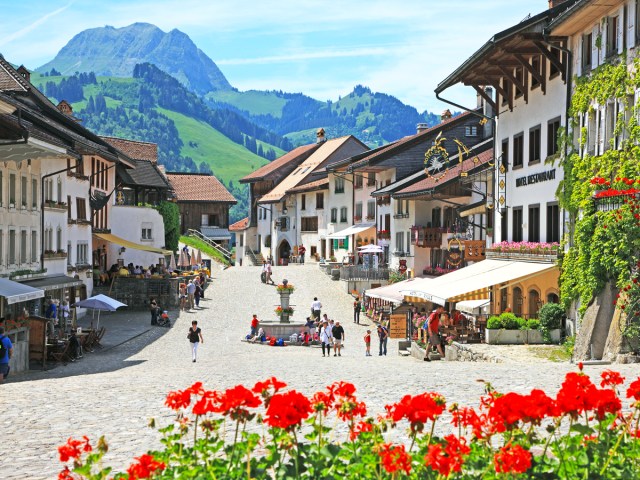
xmin=3 ymin=264 xmax=640 ymax=479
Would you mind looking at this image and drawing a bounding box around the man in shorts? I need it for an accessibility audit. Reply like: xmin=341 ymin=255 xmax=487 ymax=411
xmin=332 ymin=321 xmax=345 ymax=356
xmin=425 ymin=306 xmax=445 ymax=361
xmin=0 ymin=327 xmax=13 ymax=383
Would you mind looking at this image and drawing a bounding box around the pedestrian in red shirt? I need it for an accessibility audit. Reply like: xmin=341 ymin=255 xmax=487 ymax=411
xmin=424 ymin=306 xmax=445 ymax=361
xmin=364 ymin=329 xmax=371 ymax=356
xmin=250 ymin=314 xmax=259 ymax=336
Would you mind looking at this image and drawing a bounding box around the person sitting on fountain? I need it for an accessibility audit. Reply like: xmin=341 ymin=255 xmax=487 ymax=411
xmin=250 ymin=327 xmax=265 ymax=343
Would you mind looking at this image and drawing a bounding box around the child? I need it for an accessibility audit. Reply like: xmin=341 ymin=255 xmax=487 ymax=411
xmin=364 ymin=329 xmax=372 ymax=356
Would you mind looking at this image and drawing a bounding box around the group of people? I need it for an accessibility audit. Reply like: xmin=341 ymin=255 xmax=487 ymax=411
xmin=179 ymin=273 xmax=207 ymax=311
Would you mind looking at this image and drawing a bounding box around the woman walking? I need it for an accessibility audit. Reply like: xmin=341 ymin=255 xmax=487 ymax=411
xmin=320 ymin=321 xmax=333 ymax=357
xmin=188 ymin=321 xmax=204 ymax=362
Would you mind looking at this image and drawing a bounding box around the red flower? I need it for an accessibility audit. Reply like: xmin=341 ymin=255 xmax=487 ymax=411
xmin=312 ymin=391 xmax=334 ymax=413
xmin=217 ymin=385 xmax=262 ymax=421
xmin=328 ymin=381 xmax=357 ymax=399
xmin=450 ymin=406 xmax=483 ymax=438
xmin=192 ymin=390 xmax=221 ymax=416
xmin=378 ymin=443 xmax=412 ymax=475
xmin=600 ymin=370 xmax=625 ymax=388
xmin=424 ymin=435 xmax=470 ymax=476
xmin=627 ymin=378 xmax=640 ymax=401
xmin=386 ymin=392 xmax=446 ymax=432
xmin=252 ymin=377 xmax=287 ymax=395
xmin=187 ymin=381 xmax=205 ymax=395
xmin=349 ymin=420 xmax=373 ymax=441
xmin=493 ymin=444 xmax=532 ymax=474
xmin=126 ymin=454 xmax=166 ymax=480
xmin=165 ymin=389 xmax=192 ymax=411
xmin=58 ymin=436 xmax=92 ymax=463
xmin=264 ymin=390 xmax=312 ymax=430
xmin=336 ymin=398 xmax=367 ymax=422
xmin=591 ymin=388 xmax=622 ymax=419
xmin=57 ymin=467 xmax=74 ymax=480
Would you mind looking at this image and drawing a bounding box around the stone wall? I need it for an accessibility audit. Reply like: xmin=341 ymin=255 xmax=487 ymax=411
xmin=444 ymin=342 xmax=505 ymax=363
xmin=574 ymin=283 xmax=618 ymax=361
xmin=105 ymin=277 xmax=181 ymax=309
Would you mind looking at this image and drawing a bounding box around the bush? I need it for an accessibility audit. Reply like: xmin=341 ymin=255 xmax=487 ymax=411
xmin=499 ymin=312 xmax=520 ymax=329
xmin=538 ymin=303 xmax=564 ymax=330
xmin=487 ymin=315 xmax=503 ymax=329
xmin=526 ymin=319 xmax=541 ymax=330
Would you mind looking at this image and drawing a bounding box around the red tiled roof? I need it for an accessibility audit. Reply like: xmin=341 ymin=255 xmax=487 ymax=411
xmin=100 ymin=136 xmax=158 ymax=162
xmin=395 ymin=148 xmax=493 ymax=197
xmin=166 ymin=173 xmax=236 ymax=203
xmin=287 ymin=177 xmax=329 ymax=193
xmin=240 ymin=143 xmax=321 ymax=182
xmin=229 ymin=217 xmax=249 ymax=231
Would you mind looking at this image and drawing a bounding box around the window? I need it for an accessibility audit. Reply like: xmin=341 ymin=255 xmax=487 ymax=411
xmin=367 ymin=200 xmax=375 ymax=219
xmin=465 ymin=125 xmax=478 ymax=137
xmin=201 ymin=214 xmax=209 ymax=226
xmin=354 ymin=174 xmax=363 ymax=189
xmin=547 ymin=203 xmax=560 ymax=243
xmin=330 ymin=208 xmax=337 ymax=223
xmin=443 ymin=207 xmax=455 ymax=230
xmin=531 ymin=56 xmax=542 ymax=88
xmin=582 ymin=33 xmax=593 ymax=70
xmin=547 ymin=118 xmax=561 ymax=156
xmin=549 ymin=47 xmax=561 ymax=78
xmin=301 ymin=216 xmax=318 ymax=232
xmin=21 ymin=176 xmax=27 ymax=207
xmin=0 ymin=230 xmax=3 ymax=265
xmin=340 ymin=207 xmax=348 ymax=223
xmin=501 ymin=139 xmax=509 ymax=172
xmin=316 ymin=192 xmax=324 ymax=209
xmin=395 ymin=232 xmax=404 ymax=254
xmin=354 ymin=202 xmax=363 ymax=220
xmin=67 ymin=241 xmax=72 ymax=265
xmin=514 ymin=67 xmax=524 ymax=98
xmin=406 ymin=230 xmax=411 ymax=255
xmin=9 ymin=173 xmax=16 ymax=205
xmin=20 ymin=230 xmax=27 ymax=264
xmin=31 ymin=231 xmax=36 ymax=263
xmin=513 ymin=134 xmax=524 ymax=168
xmin=607 ymin=15 xmax=619 ymax=57
xmin=56 ymin=227 xmax=62 ymax=251
xmin=77 ymin=242 xmax=88 ymax=264
xmin=500 ymin=77 xmax=511 ymax=106
xmin=501 ymin=212 xmax=508 ymax=242
xmin=396 ymin=199 xmax=404 ymax=215
xmin=32 ymin=179 xmax=37 ymax=209
xmin=431 ymin=207 xmax=441 ymax=228
xmin=141 ymin=228 xmax=152 ymax=240
xmin=528 ymin=205 xmax=540 ymax=242
xmin=9 ymin=229 xmax=16 ymax=264
xmin=367 ymin=172 xmax=376 ymax=187
xmin=0 ymin=171 xmax=3 ymax=206
xmin=529 ymin=289 xmax=541 ymax=318
xmin=512 ymin=208 xmax=523 ymax=242
xmin=529 ymin=126 xmax=541 ymax=164
xmin=301 ymin=194 xmax=306 ymax=210
xmin=334 ymin=176 xmax=345 ymax=193
xmin=76 ymin=198 xmax=86 ymax=220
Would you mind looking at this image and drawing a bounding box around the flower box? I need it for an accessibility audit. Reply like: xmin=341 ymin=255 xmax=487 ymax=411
xmin=485 ymin=328 xmax=561 ymax=345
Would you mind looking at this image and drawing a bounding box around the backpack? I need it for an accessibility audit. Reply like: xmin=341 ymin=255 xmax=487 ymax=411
xmin=0 ymin=336 xmax=8 ymax=361
xmin=269 ymin=338 xmax=276 ymax=346
xmin=276 ymin=338 xmax=284 ymax=347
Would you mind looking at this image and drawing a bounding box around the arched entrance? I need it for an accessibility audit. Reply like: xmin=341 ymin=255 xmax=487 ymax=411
xmin=278 ymin=239 xmax=291 ymax=265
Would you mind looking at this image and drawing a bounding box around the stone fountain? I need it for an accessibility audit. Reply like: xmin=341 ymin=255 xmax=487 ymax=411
xmin=259 ymin=278 xmax=306 ymax=339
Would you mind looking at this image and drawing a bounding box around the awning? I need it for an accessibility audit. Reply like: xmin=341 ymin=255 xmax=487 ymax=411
xmin=365 ymin=277 xmax=426 ymax=305
xmin=0 ymin=278 xmax=45 ymax=305
xmin=201 ymin=227 xmax=231 ymax=241
xmin=456 ymin=298 xmax=490 ymax=315
xmin=458 ymin=202 xmax=487 ymax=217
xmin=94 ymin=233 xmax=171 ymax=255
xmin=328 ymin=223 xmax=376 ymax=239
xmin=400 ymin=259 xmax=557 ymax=306
xmin=21 ymin=275 xmax=84 ymax=291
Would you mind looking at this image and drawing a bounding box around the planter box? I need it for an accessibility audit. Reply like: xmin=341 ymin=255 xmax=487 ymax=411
xmin=486 ymin=328 xmax=561 ymax=345
xmin=486 ymin=251 xmax=558 ymax=263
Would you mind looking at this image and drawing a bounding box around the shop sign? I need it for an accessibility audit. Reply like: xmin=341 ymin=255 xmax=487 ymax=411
xmin=446 ymin=238 xmax=463 ymax=267
xmin=515 ymin=169 xmax=556 ymax=187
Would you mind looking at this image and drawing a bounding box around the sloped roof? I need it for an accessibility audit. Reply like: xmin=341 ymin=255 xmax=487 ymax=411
xmin=166 ymin=172 xmax=236 ymax=203
xmin=100 ymin=136 xmax=158 ymax=162
xmin=229 ymin=217 xmax=249 ymax=231
xmin=117 ymin=158 xmax=171 ymax=189
xmin=287 ymin=177 xmax=329 ymax=194
xmin=0 ymin=56 xmax=29 ymax=92
xmin=393 ymin=147 xmax=494 ymax=198
xmin=240 ymin=143 xmax=321 ymax=183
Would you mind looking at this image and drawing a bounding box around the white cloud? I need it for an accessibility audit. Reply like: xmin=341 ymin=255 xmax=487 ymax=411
xmin=0 ymin=2 xmax=74 ymax=48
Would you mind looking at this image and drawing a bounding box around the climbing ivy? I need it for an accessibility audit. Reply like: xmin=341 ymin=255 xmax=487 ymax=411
xmin=559 ymin=56 xmax=640 ymax=335
xmin=155 ymin=201 xmax=180 ymax=252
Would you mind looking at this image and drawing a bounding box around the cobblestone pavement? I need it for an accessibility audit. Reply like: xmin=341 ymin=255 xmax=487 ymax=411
xmin=3 ymin=263 xmax=640 ymax=478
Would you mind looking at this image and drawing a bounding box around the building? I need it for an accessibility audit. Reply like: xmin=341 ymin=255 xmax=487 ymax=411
xmin=166 ymin=172 xmax=236 ymax=247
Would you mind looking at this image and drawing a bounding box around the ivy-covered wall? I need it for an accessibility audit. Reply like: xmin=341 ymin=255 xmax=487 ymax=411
xmin=155 ymin=201 xmax=180 ymax=252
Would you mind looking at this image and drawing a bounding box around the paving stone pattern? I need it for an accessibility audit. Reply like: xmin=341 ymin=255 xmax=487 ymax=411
xmin=2 ymin=264 xmax=639 ymax=478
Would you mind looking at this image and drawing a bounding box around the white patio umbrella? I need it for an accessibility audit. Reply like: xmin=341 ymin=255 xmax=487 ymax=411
xmin=358 ymin=244 xmax=384 ymax=253
xmin=73 ymin=294 xmax=127 ymax=329
xmin=168 ymin=253 xmax=177 ymax=272
xmin=196 ymin=249 xmax=202 ymax=265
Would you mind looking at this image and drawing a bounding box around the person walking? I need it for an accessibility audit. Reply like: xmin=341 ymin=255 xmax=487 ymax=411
xmin=332 ymin=321 xmax=345 ymax=356
xmin=377 ymin=324 xmax=388 ymax=356
xmin=425 ymin=306 xmax=445 ymax=361
xmin=319 ymin=321 xmax=332 ymax=357
xmin=250 ymin=314 xmax=259 ymax=336
xmin=305 ymin=317 xmax=316 ymax=339
xmin=311 ymin=297 xmax=322 ymax=320
xmin=194 ymin=279 xmax=202 ymax=309
xmin=354 ymin=297 xmax=362 ymax=324
xmin=188 ymin=321 xmax=204 ymax=362
xmin=179 ymin=283 xmax=187 ymax=311
xmin=186 ymin=280 xmax=196 ymax=310
xmin=298 ymin=244 xmax=306 ymax=264
xmin=364 ymin=329 xmax=372 ymax=356
xmin=262 ymin=260 xmax=274 ymax=285
xmin=0 ymin=326 xmax=13 ymax=384
xmin=149 ymin=298 xmax=159 ymax=326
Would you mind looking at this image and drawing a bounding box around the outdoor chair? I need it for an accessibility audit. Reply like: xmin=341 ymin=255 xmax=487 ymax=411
xmin=49 ymin=340 xmax=73 ymax=364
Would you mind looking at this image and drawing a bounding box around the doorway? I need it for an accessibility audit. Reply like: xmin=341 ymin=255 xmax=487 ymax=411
xmin=278 ymin=239 xmax=291 ymax=265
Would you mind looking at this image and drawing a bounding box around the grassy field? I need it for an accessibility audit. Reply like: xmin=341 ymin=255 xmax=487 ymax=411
xmin=180 ymin=235 xmax=229 ymax=266
xmin=206 ymin=89 xmax=287 ymax=117
xmin=158 ymin=108 xmax=270 ymax=185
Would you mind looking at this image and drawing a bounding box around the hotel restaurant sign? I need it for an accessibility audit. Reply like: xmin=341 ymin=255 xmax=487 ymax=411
xmin=515 ymin=169 xmax=556 ymax=188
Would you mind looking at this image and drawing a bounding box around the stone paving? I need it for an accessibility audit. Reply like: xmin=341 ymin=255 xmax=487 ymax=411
xmin=3 ymin=263 xmax=640 ymax=478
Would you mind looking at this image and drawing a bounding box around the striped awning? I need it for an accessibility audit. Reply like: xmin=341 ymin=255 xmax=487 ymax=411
xmin=94 ymin=233 xmax=171 ymax=255
xmin=400 ymin=259 xmax=557 ymax=306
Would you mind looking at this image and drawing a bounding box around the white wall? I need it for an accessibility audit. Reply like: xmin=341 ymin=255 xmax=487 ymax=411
xmin=295 ymin=188 xmax=328 ymax=261
xmin=326 ymin=172 xmax=354 ymax=262
xmin=109 ymin=206 xmax=166 ymax=268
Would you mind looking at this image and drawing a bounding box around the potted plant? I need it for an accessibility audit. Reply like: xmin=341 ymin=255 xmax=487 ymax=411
xmin=538 ymin=303 xmax=564 ymax=343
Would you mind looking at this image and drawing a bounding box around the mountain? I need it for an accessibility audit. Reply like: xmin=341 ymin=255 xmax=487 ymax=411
xmin=36 ymin=23 xmax=231 ymax=95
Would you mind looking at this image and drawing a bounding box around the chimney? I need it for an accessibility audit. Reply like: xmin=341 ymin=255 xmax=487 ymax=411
xmin=441 ymin=109 xmax=453 ymax=122
xmin=548 ymin=0 xmax=569 ymax=8
xmin=57 ymin=100 xmax=73 ymax=116
xmin=416 ymin=123 xmax=429 ymax=134
xmin=16 ymin=65 xmax=30 ymax=83
xmin=316 ymin=127 xmax=326 ymax=144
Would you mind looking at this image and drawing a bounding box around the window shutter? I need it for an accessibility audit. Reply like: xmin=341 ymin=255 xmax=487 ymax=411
xmin=593 ymin=24 xmax=600 ymax=68
xmin=575 ymin=39 xmax=582 ymax=77
xmin=628 ymin=1 xmax=636 ymax=48
xmin=619 ymin=7 xmax=625 ymax=53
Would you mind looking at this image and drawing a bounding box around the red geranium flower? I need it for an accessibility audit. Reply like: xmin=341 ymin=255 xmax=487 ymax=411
xmin=378 ymin=443 xmax=412 ymax=475
xmin=192 ymin=390 xmax=221 ymax=416
xmin=336 ymin=398 xmax=367 ymax=422
xmin=451 ymin=406 xmax=483 ymax=438
xmin=328 ymin=381 xmax=357 ymax=399
xmin=600 ymin=370 xmax=625 ymax=388
xmin=424 ymin=435 xmax=470 ymax=476
xmin=312 ymin=391 xmax=334 ymax=413
xmin=264 ymin=390 xmax=312 ymax=430
xmin=165 ymin=389 xmax=192 ymax=411
xmin=493 ymin=444 xmax=532 ymax=474
xmin=555 ymin=372 xmax=597 ymax=417
xmin=217 ymin=385 xmax=262 ymax=421
xmin=126 ymin=454 xmax=166 ymax=480
xmin=252 ymin=377 xmax=287 ymax=395
xmin=57 ymin=467 xmax=74 ymax=480
xmin=349 ymin=419 xmax=373 ymax=441
xmin=627 ymin=378 xmax=640 ymax=401
xmin=58 ymin=436 xmax=92 ymax=463
xmin=386 ymin=392 xmax=446 ymax=432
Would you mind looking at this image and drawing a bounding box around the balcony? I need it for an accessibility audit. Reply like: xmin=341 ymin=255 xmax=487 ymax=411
xmin=485 ymin=242 xmax=560 ymax=263
xmin=43 ymin=250 xmax=68 ymax=259
xmin=44 ymin=200 xmax=68 ymax=211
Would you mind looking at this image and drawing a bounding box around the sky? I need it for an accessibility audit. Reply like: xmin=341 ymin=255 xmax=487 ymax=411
xmin=0 ymin=0 xmax=551 ymax=114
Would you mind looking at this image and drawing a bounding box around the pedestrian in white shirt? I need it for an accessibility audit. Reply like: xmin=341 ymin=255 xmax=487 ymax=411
xmin=311 ymin=297 xmax=322 ymax=320
xmin=319 ymin=321 xmax=333 ymax=357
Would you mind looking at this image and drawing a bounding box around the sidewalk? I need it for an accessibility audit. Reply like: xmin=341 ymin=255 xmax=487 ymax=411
xmin=75 ymin=308 xmax=161 ymax=351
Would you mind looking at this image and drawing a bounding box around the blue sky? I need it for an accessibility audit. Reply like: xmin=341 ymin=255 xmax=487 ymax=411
xmin=0 ymin=1 xmax=550 ymax=113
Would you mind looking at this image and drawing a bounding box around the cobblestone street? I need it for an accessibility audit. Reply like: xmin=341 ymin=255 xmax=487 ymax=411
xmin=3 ymin=264 xmax=640 ymax=478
